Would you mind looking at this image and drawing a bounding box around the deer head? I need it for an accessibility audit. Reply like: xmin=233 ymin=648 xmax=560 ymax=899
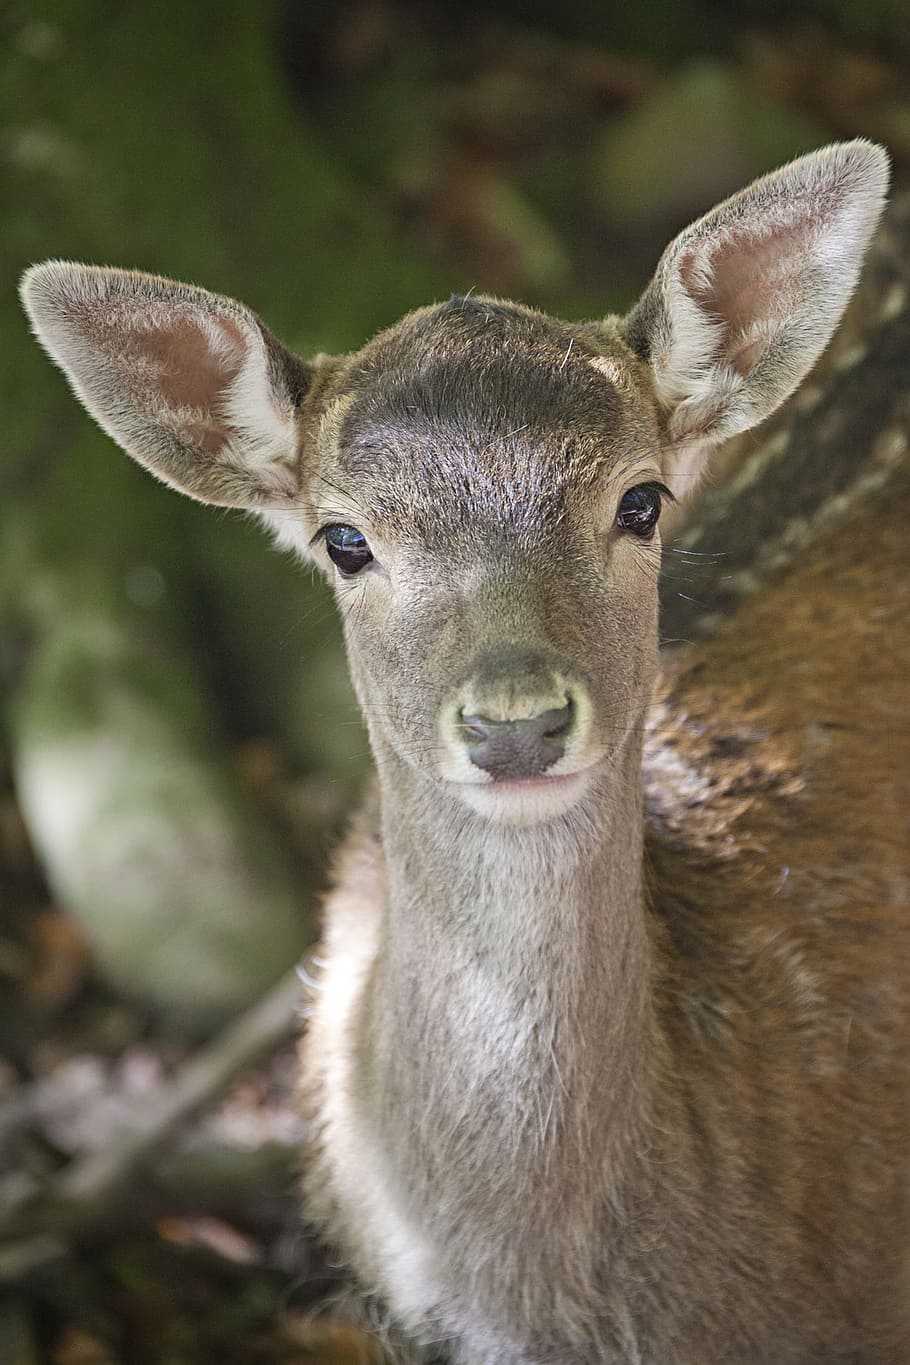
xmin=21 ymin=142 xmax=888 ymax=829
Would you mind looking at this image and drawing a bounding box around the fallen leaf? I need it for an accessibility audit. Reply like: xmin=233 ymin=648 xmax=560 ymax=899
xmin=51 ymin=1326 xmax=117 ymax=1365
xmin=25 ymin=910 xmax=90 ymax=1009
xmin=274 ymin=1314 xmax=387 ymax=1364
xmin=156 ymin=1215 xmax=259 ymax=1265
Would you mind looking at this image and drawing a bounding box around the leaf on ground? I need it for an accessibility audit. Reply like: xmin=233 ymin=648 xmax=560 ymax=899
xmin=268 ymin=1314 xmax=387 ymax=1364
xmin=51 ymin=1326 xmax=118 ymax=1365
xmin=24 ymin=909 xmax=91 ymax=1009
xmin=156 ymin=1215 xmax=259 ymax=1265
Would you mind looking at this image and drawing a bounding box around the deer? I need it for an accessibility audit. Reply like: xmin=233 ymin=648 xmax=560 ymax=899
xmin=20 ymin=139 xmax=910 ymax=1364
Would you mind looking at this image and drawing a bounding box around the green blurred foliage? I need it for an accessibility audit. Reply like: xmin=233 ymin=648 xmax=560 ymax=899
xmin=591 ymin=62 xmax=824 ymax=228
xmin=478 ymin=0 xmax=910 ymax=61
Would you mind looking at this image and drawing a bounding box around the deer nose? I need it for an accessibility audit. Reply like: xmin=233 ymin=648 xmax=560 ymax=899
xmin=460 ymin=699 xmax=574 ymax=781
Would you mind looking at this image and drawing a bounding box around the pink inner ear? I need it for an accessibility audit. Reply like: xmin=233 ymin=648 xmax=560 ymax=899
xmin=111 ymin=310 xmax=247 ymax=454
xmin=680 ymin=219 xmax=810 ymax=377
xmin=137 ymin=314 xmax=245 ymax=406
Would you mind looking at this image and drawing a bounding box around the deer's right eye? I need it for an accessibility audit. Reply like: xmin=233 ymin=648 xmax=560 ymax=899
xmin=615 ymin=482 xmax=673 ymax=537
xmin=325 ymin=524 xmax=374 ymax=576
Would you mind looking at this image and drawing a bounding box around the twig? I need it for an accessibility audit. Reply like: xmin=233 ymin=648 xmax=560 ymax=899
xmin=0 ymin=967 xmax=303 ymax=1252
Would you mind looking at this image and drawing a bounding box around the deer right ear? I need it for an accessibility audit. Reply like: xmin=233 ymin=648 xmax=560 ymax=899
xmin=20 ymin=262 xmax=314 ymax=509
xmin=623 ymin=140 xmax=890 ymax=492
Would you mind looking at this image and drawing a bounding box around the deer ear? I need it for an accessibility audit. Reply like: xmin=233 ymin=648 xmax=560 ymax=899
xmin=623 ymin=140 xmax=890 ymax=491
xmin=20 ymin=262 xmax=313 ymax=509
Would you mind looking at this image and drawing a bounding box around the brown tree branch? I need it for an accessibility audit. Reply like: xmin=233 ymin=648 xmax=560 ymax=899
xmin=0 ymin=967 xmax=304 ymax=1270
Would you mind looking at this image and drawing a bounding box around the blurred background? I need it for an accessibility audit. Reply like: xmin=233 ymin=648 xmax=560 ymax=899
xmin=1 ymin=1 xmax=908 ymax=1361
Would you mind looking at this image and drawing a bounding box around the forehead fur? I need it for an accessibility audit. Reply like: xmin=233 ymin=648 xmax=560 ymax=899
xmin=323 ymin=296 xmax=647 ymax=544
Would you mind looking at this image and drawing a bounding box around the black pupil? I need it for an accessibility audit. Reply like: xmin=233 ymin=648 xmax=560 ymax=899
xmin=616 ymin=485 xmax=662 ymax=536
xmin=326 ymin=525 xmax=373 ymax=575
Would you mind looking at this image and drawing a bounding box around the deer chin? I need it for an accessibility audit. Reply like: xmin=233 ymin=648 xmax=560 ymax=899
xmin=451 ymin=762 xmax=600 ymax=826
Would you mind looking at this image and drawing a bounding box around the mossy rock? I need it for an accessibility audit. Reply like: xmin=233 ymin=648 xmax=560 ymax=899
xmin=12 ymin=613 xmax=311 ymax=1031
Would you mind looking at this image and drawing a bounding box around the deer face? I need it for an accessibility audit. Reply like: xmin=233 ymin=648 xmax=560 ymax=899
xmin=303 ymin=298 xmax=668 ymax=823
xmin=21 ymin=143 xmax=889 ymax=823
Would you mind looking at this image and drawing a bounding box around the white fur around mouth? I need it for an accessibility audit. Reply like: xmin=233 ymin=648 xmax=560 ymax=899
xmin=450 ymin=763 xmax=599 ymax=825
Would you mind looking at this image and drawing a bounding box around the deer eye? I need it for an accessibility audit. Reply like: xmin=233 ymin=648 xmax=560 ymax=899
xmin=325 ymin=524 xmax=373 ymax=576
xmin=615 ymin=483 xmax=671 ymax=537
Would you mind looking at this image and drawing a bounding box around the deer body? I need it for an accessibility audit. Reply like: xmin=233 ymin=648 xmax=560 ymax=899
xmin=20 ymin=141 xmax=910 ymax=1362
xmin=300 ymin=467 xmax=910 ymax=1364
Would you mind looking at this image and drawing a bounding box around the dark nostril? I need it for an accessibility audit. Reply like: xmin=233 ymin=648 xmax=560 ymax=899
xmin=541 ymin=698 xmax=573 ymax=740
xmin=461 ymin=714 xmax=495 ymax=744
xmin=466 ymin=698 xmax=573 ymax=742
xmin=460 ymin=701 xmax=571 ymax=743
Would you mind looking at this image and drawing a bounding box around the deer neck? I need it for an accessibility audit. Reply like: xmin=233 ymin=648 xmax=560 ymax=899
xmin=365 ymin=727 xmax=657 ymax=1182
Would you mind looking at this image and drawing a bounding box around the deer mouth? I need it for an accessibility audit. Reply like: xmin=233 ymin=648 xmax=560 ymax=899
xmin=482 ymin=770 xmax=586 ymax=790
xmin=450 ymin=760 xmax=602 ymax=825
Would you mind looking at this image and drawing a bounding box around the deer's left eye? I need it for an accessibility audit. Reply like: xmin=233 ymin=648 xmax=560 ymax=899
xmin=325 ymin=524 xmax=373 ymax=575
xmin=616 ymin=483 xmax=672 ymax=537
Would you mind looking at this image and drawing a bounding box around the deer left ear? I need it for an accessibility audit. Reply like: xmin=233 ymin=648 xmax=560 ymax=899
xmin=20 ymin=262 xmax=314 ymax=509
xmin=623 ymin=140 xmax=890 ymax=492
